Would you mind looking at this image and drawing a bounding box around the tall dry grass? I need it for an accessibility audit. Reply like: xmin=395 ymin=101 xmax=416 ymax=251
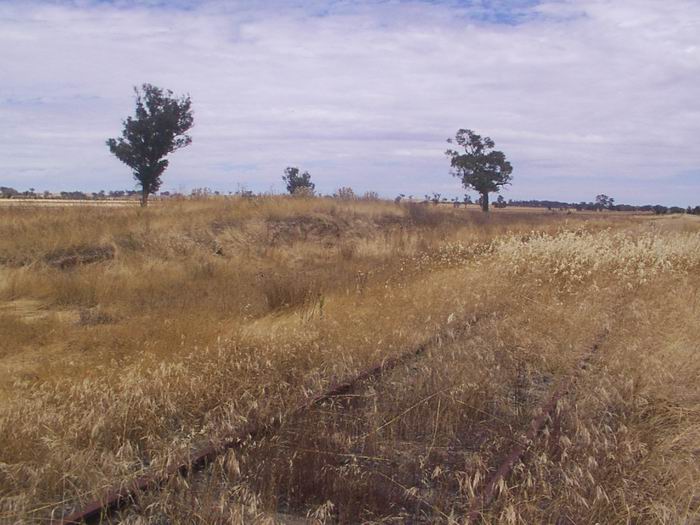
xmin=0 ymin=197 xmax=697 ymax=523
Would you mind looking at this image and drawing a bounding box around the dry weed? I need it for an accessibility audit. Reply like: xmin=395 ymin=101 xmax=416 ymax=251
xmin=0 ymin=199 xmax=696 ymax=523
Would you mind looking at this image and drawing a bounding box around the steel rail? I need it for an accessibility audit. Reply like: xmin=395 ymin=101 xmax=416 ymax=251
xmin=464 ymin=330 xmax=608 ymax=522
xmin=56 ymin=314 xmax=483 ymax=524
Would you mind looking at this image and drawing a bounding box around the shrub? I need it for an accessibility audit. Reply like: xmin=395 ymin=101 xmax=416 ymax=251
xmin=333 ymin=187 xmax=357 ymax=200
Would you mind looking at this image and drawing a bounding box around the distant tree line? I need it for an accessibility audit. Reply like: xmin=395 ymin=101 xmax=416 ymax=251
xmin=506 ymin=198 xmax=697 ymax=215
xmin=0 ymin=187 xmax=142 ymax=200
xmin=3 ymin=184 xmax=698 ymax=215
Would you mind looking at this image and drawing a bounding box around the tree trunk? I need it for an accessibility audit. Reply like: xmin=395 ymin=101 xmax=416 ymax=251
xmin=481 ymin=192 xmax=489 ymax=212
xmin=141 ymin=188 xmax=149 ymax=207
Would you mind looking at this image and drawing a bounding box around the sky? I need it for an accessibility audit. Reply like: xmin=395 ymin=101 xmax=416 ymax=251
xmin=1 ymin=0 xmax=699 ymax=205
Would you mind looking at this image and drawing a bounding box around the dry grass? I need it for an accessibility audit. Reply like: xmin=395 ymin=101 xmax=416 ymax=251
xmin=0 ymin=197 xmax=697 ymax=524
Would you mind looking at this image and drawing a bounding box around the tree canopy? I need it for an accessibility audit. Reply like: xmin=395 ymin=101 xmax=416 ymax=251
xmin=282 ymin=167 xmax=315 ymax=196
xmin=446 ymin=129 xmax=513 ymax=212
xmin=595 ymin=194 xmax=615 ymax=210
xmin=106 ymin=83 xmax=193 ymax=206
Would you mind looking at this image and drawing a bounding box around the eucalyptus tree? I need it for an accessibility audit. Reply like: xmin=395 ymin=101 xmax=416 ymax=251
xmin=282 ymin=167 xmax=315 ymax=195
xmin=107 ymin=84 xmax=193 ymax=207
xmin=595 ymin=194 xmax=615 ymax=211
xmin=446 ymin=129 xmax=513 ymax=212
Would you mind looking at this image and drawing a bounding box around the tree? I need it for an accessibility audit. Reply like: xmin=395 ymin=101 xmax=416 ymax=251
xmin=446 ymin=129 xmax=513 ymax=212
xmin=494 ymin=195 xmax=507 ymax=208
xmin=595 ymin=194 xmax=614 ymax=211
xmin=107 ymin=83 xmax=193 ymax=207
xmin=0 ymin=186 xmax=19 ymax=198
xmin=282 ymin=167 xmax=315 ymax=196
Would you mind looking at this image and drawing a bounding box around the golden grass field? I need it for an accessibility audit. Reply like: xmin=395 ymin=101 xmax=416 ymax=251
xmin=0 ymin=197 xmax=698 ymax=524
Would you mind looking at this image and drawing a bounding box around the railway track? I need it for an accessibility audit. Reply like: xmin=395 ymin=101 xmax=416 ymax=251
xmin=464 ymin=329 xmax=608 ymax=521
xmin=56 ymin=307 xmax=612 ymax=524
xmin=56 ymin=313 xmax=485 ymax=524
xmin=240 ymin=328 xmax=611 ymax=523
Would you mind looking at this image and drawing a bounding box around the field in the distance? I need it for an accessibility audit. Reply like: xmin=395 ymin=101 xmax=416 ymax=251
xmin=0 ymin=198 xmax=698 ymax=523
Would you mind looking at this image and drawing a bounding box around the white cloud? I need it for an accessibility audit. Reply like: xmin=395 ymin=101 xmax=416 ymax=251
xmin=0 ymin=0 xmax=699 ymax=204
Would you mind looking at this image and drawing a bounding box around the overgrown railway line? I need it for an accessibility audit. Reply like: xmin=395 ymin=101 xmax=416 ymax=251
xmin=240 ymin=327 xmax=612 ymax=523
xmin=465 ymin=330 xmax=608 ymax=522
xmin=56 ymin=311 xmax=611 ymax=524
xmin=56 ymin=314 xmax=485 ymax=524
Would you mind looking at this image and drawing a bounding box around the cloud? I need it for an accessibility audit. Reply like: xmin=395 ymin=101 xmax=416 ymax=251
xmin=0 ymin=0 xmax=699 ymax=204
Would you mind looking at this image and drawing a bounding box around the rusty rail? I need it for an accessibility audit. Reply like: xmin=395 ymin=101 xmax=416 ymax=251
xmin=56 ymin=315 xmax=483 ymax=524
xmin=465 ymin=331 xmax=607 ymax=522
